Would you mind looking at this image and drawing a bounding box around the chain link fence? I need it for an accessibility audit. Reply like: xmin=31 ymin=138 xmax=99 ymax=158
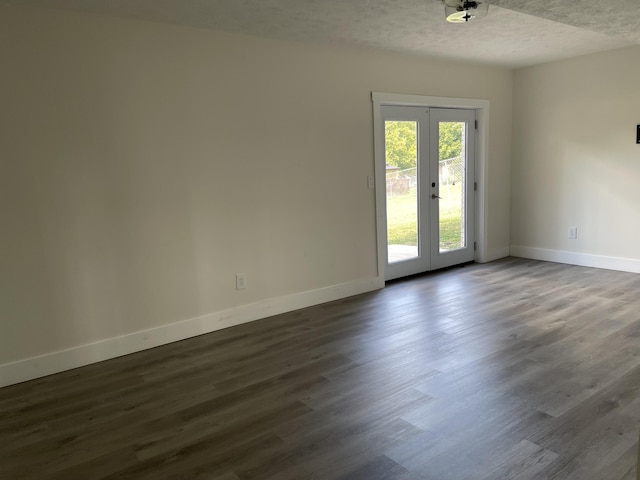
xmin=386 ymin=156 xmax=463 ymax=195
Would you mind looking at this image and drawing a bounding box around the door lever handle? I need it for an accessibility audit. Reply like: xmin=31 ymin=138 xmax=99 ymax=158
xmin=431 ymin=194 xmax=442 ymax=199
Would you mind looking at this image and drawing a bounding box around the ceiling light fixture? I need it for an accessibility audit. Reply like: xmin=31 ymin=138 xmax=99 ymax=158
xmin=443 ymin=0 xmax=488 ymax=23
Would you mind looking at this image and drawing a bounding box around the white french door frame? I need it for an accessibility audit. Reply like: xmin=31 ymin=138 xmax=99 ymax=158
xmin=372 ymin=92 xmax=490 ymax=280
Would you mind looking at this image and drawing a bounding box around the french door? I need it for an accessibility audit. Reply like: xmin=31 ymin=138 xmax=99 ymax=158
xmin=382 ymin=106 xmax=476 ymax=281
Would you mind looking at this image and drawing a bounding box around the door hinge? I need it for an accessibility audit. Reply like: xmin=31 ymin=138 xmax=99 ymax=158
xmin=475 ymin=120 xmax=478 ymax=130
xmin=474 ymin=181 xmax=477 ymax=191
xmin=474 ymin=241 xmax=477 ymax=251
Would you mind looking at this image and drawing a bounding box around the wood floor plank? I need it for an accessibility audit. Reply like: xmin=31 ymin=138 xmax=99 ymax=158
xmin=2 ymin=257 xmax=640 ymax=479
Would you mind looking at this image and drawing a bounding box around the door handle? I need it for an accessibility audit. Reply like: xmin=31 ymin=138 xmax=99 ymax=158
xmin=431 ymin=194 xmax=442 ymax=199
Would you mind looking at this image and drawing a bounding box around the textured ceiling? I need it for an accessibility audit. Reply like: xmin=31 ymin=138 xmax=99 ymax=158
xmin=2 ymin=0 xmax=638 ymax=68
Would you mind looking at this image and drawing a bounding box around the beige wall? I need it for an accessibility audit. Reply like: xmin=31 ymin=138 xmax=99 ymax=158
xmin=0 ymin=6 xmax=512 ymax=371
xmin=512 ymin=46 xmax=640 ymax=264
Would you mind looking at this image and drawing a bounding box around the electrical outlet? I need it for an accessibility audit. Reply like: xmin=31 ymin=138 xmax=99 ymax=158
xmin=236 ymin=273 xmax=246 ymax=290
xmin=367 ymin=175 xmax=375 ymax=189
xmin=568 ymin=226 xmax=578 ymax=240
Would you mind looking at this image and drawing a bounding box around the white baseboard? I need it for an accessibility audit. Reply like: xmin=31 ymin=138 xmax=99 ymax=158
xmin=0 ymin=276 xmax=384 ymax=388
xmin=510 ymin=245 xmax=640 ymax=274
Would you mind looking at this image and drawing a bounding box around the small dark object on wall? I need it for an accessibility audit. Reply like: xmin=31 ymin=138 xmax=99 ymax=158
xmin=637 ymin=125 xmax=640 ymax=144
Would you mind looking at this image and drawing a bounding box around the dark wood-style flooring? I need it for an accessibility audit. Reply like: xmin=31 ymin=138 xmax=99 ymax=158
xmin=2 ymin=257 xmax=640 ymax=479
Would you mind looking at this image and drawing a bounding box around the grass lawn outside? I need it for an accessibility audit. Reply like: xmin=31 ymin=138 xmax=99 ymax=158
xmin=387 ymin=184 xmax=465 ymax=251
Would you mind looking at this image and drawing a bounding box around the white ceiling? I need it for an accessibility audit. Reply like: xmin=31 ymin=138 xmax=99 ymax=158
xmin=3 ymin=0 xmax=639 ymax=68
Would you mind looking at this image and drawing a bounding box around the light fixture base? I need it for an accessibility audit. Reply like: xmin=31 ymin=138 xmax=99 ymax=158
xmin=446 ymin=10 xmax=476 ymax=23
xmin=443 ymin=0 xmax=488 ymax=23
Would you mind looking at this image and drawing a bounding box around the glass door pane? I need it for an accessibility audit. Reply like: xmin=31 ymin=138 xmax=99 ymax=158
xmin=438 ymin=121 xmax=466 ymax=252
xmin=385 ymin=120 xmax=419 ymax=263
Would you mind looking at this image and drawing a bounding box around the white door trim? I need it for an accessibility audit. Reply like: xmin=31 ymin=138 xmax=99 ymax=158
xmin=372 ymin=92 xmax=490 ymax=280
